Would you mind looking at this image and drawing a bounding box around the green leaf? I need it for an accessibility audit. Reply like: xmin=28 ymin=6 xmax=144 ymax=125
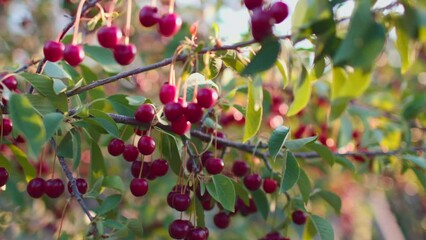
xmin=302 ymin=217 xmax=317 ymax=240
xmin=402 ymin=94 xmax=426 ymax=120
xmin=90 ymin=140 xmax=107 ymax=185
xmin=185 ymin=73 xmax=219 ymax=101
xmin=53 ymin=79 xmax=68 ymax=94
xmin=298 ymin=169 xmax=312 ymax=204
xmin=57 ymin=131 xmax=73 ymax=158
xmin=206 ymin=175 xmax=236 ymax=212
xmin=275 ymin=60 xmax=289 ymax=88
xmin=126 ymin=96 xmax=147 ymax=106
xmin=25 ymin=94 xmax=57 ymax=115
xmin=315 ymin=190 xmax=342 ymax=214
xmin=90 ymin=110 xmax=120 ymax=138
xmin=269 ymin=126 xmax=290 ymax=160
xmin=412 ymin=168 xmax=426 ymax=189
xmin=155 ymin=127 xmax=183 ymax=175
xmin=127 ymin=219 xmax=143 ymax=236
xmin=241 ymin=37 xmax=281 ymax=76
xmin=280 ymin=152 xmax=300 ymax=192
xmin=43 ymin=113 xmax=64 ymax=141
xmin=306 ymin=142 xmax=334 ymax=165
xmin=334 ymin=155 xmax=355 ymax=171
xmin=221 ymin=51 xmax=246 ymax=72
xmin=97 ymin=194 xmax=122 ymax=215
xmin=252 ymin=189 xmax=269 ymax=220
xmin=7 ymin=144 xmax=36 ymax=181
xmin=0 ymin=154 xmax=12 ymax=172
xmin=403 ymin=155 xmax=426 ymax=169
xmin=243 ymin=78 xmax=263 ymax=142
xmin=310 ymin=215 xmax=334 ymax=240
xmin=9 ymin=94 xmax=46 ymax=158
xmin=107 ymin=94 xmax=138 ymax=117
xmin=194 ymin=197 xmax=206 ymax=227
xmin=232 ymin=180 xmax=250 ymax=206
xmin=85 ymin=177 xmax=104 ymax=198
xmin=285 ymin=136 xmax=318 ymax=150
xmin=395 ymin=18 xmax=414 ymax=74
xmin=102 ymin=176 xmax=125 ymax=193
xmin=287 ymin=67 xmax=312 ymax=116
xmin=71 ymin=129 xmax=82 ymax=170
xmin=84 ymin=45 xmax=121 ymax=73
xmin=43 ymin=62 xmax=71 ymax=80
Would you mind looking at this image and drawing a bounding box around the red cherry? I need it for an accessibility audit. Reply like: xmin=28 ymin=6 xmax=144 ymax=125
xmin=186 ymin=227 xmax=208 ymax=240
xmin=201 ymin=151 xmax=214 ymax=165
xmin=195 ymin=186 xmax=211 ymax=202
xmin=167 ymin=191 xmax=178 ymax=208
xmin=262 ymin=178 xmax=278 ymax=193
xmin=270 ymin=2 xmax=289 ymax=24
xmin=27 ymin=178 xmax=45 ymax=198
xmin=139 ymin=6 xmax=159 ymax=27
xmin=244 ymin=0 xmax=264 ymax=10
xmin=292 ymin=210 xmax=307 ymax=225
xmin=0 ymin=167 xmax=8 ymax=187
xmin=43 ymin=41 xmax=65 ymax=62
xmin=173 ymin=193 xmax=191 ymax=211
xmin=214 ymin=131 xmax=225 ymax=149
xmin=108 ymin=138 xmax=125 ymax=156
xmin=14 ymin=135 xmax=25 ymax=144
xmin=159 ymin=83 xmax=177 ymax=104
xmin=184 ymin=102 xmax=203 ymax=123
xmin=134 ymin=128 xmax=147 ymax=136
xmin=1 ymin=118 xmax=12 ymax=136
xmin=164 ymin=102 xmax=184 ymax=122
xmin=243 ymin=173 xmax=262 ymax=191
xmin=158 ymin=13 xmax=182 ymax=37
xmin=131 ymin=161 xmax=151 ymax=178
xmin=201 ymin=197 xmax=215 ymax=210
xmin=196 ymin=88 xmax=218 ymax=108
xmin=251 ymin=8 xmax=274 ymax=42
xmin=186 ymin=159 xmax=202 ymax=173
xmin=0 ymin=73 xmax=18 ymax=91
xmin=45 ymin=178 xmax=65 ymax=198
xmin=63 ymin=44 xmax=85 ymax=66
xmin=113 ymin=43 xmax=136 ymax=65
xmin=67 ymin=178 xmax=88 ymax=194
xmin=138 ymin=135 xmax=156 ymax=155
xmin=205 ymin=158 xmax=224 ymax=175
xmin=97 ymin=25 xmax=122 ymax=49
xmin=134 ymin=103 xmax=155 ymax=123
xmin=168 ymin=219 xmax=192 ymax=239
xmin=232 ymin=160 xmax=250 ymax=177
xmin=171 ymin=115 xmax=191 ymax=135
xmin=130 ymin=178 xmax=149 ymax=197
xmin=123 ymin=144 xmax=139 ymax=162
xmin=150 ymin=159 xmax=169 ymax=177
xmin=213 ymin=212 xmax=230 ymax=229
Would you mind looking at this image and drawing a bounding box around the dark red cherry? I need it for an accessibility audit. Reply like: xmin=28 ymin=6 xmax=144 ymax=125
xmin=262 ymin=178 xmax=278 ymax=193
xmin=138 ymin=135 xmax=156 ymax=155
xmin=113 ymin=43 xmax=136 ymax=65
xmin=171 ymin=115 xmax=191 ymax=135
xmin=164 ymin=102 xmax=184 ymax=122
xmin=243 ymin=173 xmax=262 ymax=191
xmin=205 ymin=158 xmax=224 ymax=175
xmin=159 ymin=83 xmax=177 ymax=104
xmin=292 ymin=210 xmax=307 ymax=225
xmin=0 ymin=167 xmax=8 ymax=187
xmin=186 ymin=159 xmax=201 ymax=173
xmin=45 ymin=178 xmax=65 ymax=198
xmin=196 ymin=88 xmax=218 ymax=109
xmin=134 ymin=128 xmax=147 ymax=136
xmin=0 ymin=73 xmax=18 ymax=91
xmin=1 ymin=118 xmax=12 ymax=136
xmin=130 ymin=178 xmax=149 ymax=197
xmin=167 ymin=191 xmax=178 ymax=208
xmin=173 ymin=193 xmax=191 ymax=211
xmin=123 ymin=144 xmax=139 ymax=162
xmin=67 ymin=178 xmax=88 ymax=194
xmin=201 ymin=151 xmax=214 ymax=165
xmin=213 ymin=212 xmax=230 ymax=229
xmin=251 ymin=8 xmax=274 ymax=42
xmin=184 ymin=102 xmax=203 ymax=123
xmin=43 ymin=40 xmax=65 ymax=62
xmin=108 ymin=138 xmax=125 ymax=156
xmin=244 ymin=0 xmax=264 ymax=10
xmin=232 ymin=160 xmax=250 ymax=177
xmin=201 ymin=197 xmax=215 ymax=211
xmin=63 ymin=44 xmax=85 ymax=66
xmin=139 ymin=6 xmax=160 ymax=27
xmin=131 ymin=161 xmax=151 ymax=178
xmin=27 ymin=178 xmax=45 ymax=198
xmin=186 ymin=227 xmax=208 ymax=240
xmin=158 ymin=13 xmax=182 ymax=37
xmin=134 ymin=103 xmax=155 ymax=123
xmin=150 ymin=159 xmax=169 ymax=177
xmin=97 ymin=25 xmax=122 ymax=49
xmin=168 ymin=219 xmax=192 ymax=239
xmin=270 ymin=2 xmax=289 ymax=24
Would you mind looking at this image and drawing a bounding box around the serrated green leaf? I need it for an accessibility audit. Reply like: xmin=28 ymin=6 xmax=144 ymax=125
xmin=102 ymin=176 xmax=125 ymax=193
xmin=97 ymin=194 xmax=122 ymax=215
xmin=315 ymin=190 xmax=342 ymax=214
xmin=43 ymin=112 xmax=64 ymax=141
xmin=25 ymin=94 xmax=57 ymax=115
xmin=43 ymin=62 xmax=71 ymax=80
xmin=241 ymin=37 xmax=281 ymax=76
xmin=269 ymin=126 xmax=290 ymax=160
xmin=252 ymin=189 xmax=269 ymax=220
xmin=206 ymin=175 xmax=236 ymax=212
xmin=310 ymin=215 xmax=334 ymax=240
xmin=281 ymin=152 xmax=300 ymax=192
xmin=306 ymin=142 xmax=334 ymax=165
xmin=285 ymin=136 xmax=318 ymax=150
xmin=243 ymin=78 xmax=263 ymax=142
xmin=90 ymin=110 xmax=120 ymax=138
xmin=298 ymin=169 xmax=312 ymax=204
xmin=108 ymin=94 xmax=138 ymax=117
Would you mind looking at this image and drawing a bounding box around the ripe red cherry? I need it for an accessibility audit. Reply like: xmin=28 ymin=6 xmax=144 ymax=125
xmin=139 ymin=6 xmax=159 ymax=27
xmin=205 ymin=158 xmax=224 ymax=175
xmin=169 ymin=219 xmax=192 ymax=239
xmin=171 ymin=115 xmax=191 ymax=135
xmin=67 ymin=178 xmax=88 ymax=194
xmin=45 ymin=178 xmax=65 ymax=198
xmin=196 ymin=88 xmax=218 ymax=108
xmin=292 ymin=210 xmax=307 ymax=225
xmin=108 ymin=138 xmax=125 ymax=156
xmin=27 ymin=178 xmax=45 ymax=198
xmin=0 ymin=167 xmax=8 ymax=187
xmin=173 ymin=193 xmax=191 ymax=211
xmin=251 ymin=8 xmax=274 ymax=42
xmin=213 ymin=212 xmax=230 ymax=229
xmin=158 ymin=13 xmax=182 ymax=37
xmin=131 ymin=161 xmax=151 ymax=178
xmin=97 ymin=25 xmax=122 ymax=49
xmin=159 ymin=83 xmax=177 ymax=104
xmin=232 ymin=160 xmax=250 ymax=177
xmin=243 ymin=173 xmax=262 ymax=191
xmin=63 ymin=44 xmax=85 ymax=66
xmin=1 ymin=118 xmax=13 ymax=136
xmin=138 ymin=135 xmax=156 ymax=155
xmin=150 ymin=159 xmax=169 ymax=177
xmin=184 ymin=102 xmax=203 ymax=123
xmin=0 ymin=73 xmax=18 ymax=91
xmin=134 ymin=103 xmax=155 ymax=123
xmin=164 ymin=102 xmax=184 ymax=122
xmin=186 ymin=159 xmax=201 ymax=173
xmin=186 ymin=227 xmax=208 ymax=240
xmin=113 ymin=43 xmax=136 ymax=65
xmin=134 ymin=128 xmax=147 ymax=136
xmin=123 ymin=144 xmax=139 ymax=162
xmin=201 ymin=197 xmax=215 ymax=210
xmin=167 ymin=191 xmax=178 ymax=208
xmin=43 ymin=40 xmax=65 ymax=62
xmin=244 ymin=0 xmax=264 ymax=10
xmin=201 ymin=151 xmax=214 ymax=165
xmin=262 ymin=178 xmax=278 ymax=193
xmin=130 ymin=178 xmax=149 ymax=197
xmin=270 ymin=2 xmax=289 ymax=24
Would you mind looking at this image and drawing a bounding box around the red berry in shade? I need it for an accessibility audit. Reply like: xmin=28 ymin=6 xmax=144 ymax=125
xmin=214 ymin=131 xmax=225 ymax=149
xmin=171 ymin=115 xmax=191 ymax=135
xmin=63 ymin=44 xmax=85 ymax=66
xmin=108 ymin=138 xmax=125 ymax=156
xmin=67 ymin=178 xmax=88 ymax=194
xmin=146 ymin=170 xmax=157 ymax=181
xmin=158 ymin=13 xmax=182 ymax=37
xmin=202 ymin=227 xmax=210 ymax=238
xmin=97 ymin=25 xmax=122 ymax=49
xmin=243 ymin=173 xmax=262 ymax=191
xmin=123 ymin=144 xmax=139 ymax=162
xmin=173 ymin=193 xmax=191 ymax=211
xmin=168 ymin=219 xmax=192 ymax=239
xmin=134 ymin=103 xmax=155 ymax=123
xmin=0 ymin=73 xmax=18 ymax=91
xmin=159 ymin=83 xmax=177 ymax=104
xmin=196 ymin=88 xmax=218 ymax=109
xmin=184 ymin=102 xmax=204 ymax=123
xmin=292 ymin=210 xmax=307 ymax=225
xmin=130 ymin=178 xmax=149 ymax=197
xmin=195 ymin=186 xmax=211 ymax=201
xmin=139 ymin=6 xmax=160 ymax=27
xmin=201 ymin=151 xmax=214 ymax=165
xmin=205 ymin=158 xmax=224 ymax=175
xmin=270 ymin=2 xmax=289 ymax=24
xmin=232 ymin=160 xmax=250 ymax=177
xmin=0 ymin=167 xmax=8 ymax=187
xmin=138 ymin=135 xmax=156 ymax=155
xmin=45 ymin=178 xmax=65 ymax=198
xmin=262 ymin=178 xmax=278 ymax=193
xmin=186 ymin=158 xmax=201 ymax=173
xmin=1 ymin=118 xmax=12 ymax=136
xmin=131 ymin=161 xmax=151 ymax=178
xmin=251 ymin=8 xmax=274 ymax=42
xmin=27 ymin=178 xmax=45 ymax=198
xmin=167 ymin=191 xmax=177 ymax=208
xmin=43 ymin=40 xmax=64 ymax=62
xmin=134 ymin=128 xmax=147 ymax=136
xmin=164 ymin=102 xmax=184 ymax=122
xmin=150 ymin=159 xmax=169 ymax=177
xmin=244 ymin=0 xmax=263 ymax=10
xmin=113 ymin=43 xmax=136 ymax=65
xmin=14 ymin=135 xmax=25 ymax=144
xmin=213 ymin=212 xmax=230 ymax=229
xmin=186 ymin=227 xmax=208 ymax=240
xmin=201 ymin=197 xmax=215 ymax=211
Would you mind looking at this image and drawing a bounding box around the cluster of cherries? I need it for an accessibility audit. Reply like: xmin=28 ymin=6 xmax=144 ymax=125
xmin=139 ymin=6 xmax=182 ymax=37
xmin=245 ymin=0 xmax=289 ymax=41
xmin=26 ymin=177 xmax=88 ymax=199
xmin=0 ymin=72 xmax=19 ymax=108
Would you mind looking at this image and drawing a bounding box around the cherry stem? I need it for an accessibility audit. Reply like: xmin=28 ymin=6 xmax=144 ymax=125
xmin=72 ymin=0 xmax=87 ymax=45
xmin=124 ymin=0 xmax=132 ymax=45
xmin=120 ymin=124 xmax=129 ymax=139
xmin=169 ymin=0 xmax=175 ymax=14
xmin=107 ymin=0 xmax=116 ymax=27
xmin=56 ymin=198 xmax=71 ymax=240
xmin=182 ymin=79 xmax=188 ymax=105
xmin=138 ymin=155 xmax=145 ymax=179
